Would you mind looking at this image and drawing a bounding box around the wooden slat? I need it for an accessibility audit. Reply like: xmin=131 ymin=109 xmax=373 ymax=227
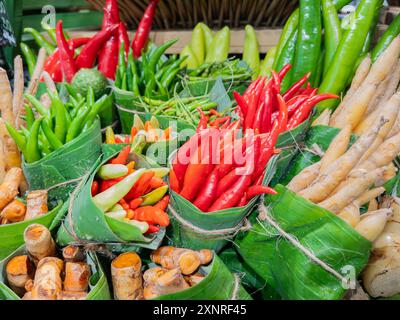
xmin=22 ymin=0 xmax=90 ymax=11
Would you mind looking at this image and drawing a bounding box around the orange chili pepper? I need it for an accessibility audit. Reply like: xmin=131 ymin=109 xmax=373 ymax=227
xmin=119 ymin=198 xmax=130 ymax=210
xmin=125 ymin=171 xmax=155 ymax=201
xmin=126 ymin=161 xmax=135 ymax=173
xmin=144 ymin=121 xmax=153 ymax=132
xmin=154 ymin=195 xmax=170 ymax=211
xmin=150 ymin=176 xmax=166 ymax=189
xmin=91 ymin=181 xmax=99 ymax=196
xmin=169 ymin=169 xmax=180 ymax=193
xmin=129 ymin=197 xmax=143 ymax=210
xmin=130 ymin=126 xmax=138 ymax=143
xmin=163 ymin=127 xmax=171 ymax=140
xmin=126 ymin=209 xmax=135 ymax=219
xmin=134 ymin=206 xmax=170 ymax=227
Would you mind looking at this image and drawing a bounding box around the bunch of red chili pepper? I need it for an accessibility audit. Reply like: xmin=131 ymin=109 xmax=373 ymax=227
xmin=169 ymin=116 xmax=285 ymax=213
xmin=234 ymin=64 xmax=339 ymax=133
xmin=91 ymin=146 xmax=170 ymax=235
xmin=45 ymin=0 xmax=159 ymax=82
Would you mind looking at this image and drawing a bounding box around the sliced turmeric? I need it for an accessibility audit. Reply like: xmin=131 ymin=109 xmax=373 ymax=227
xmin=1 ymin=199 xmax=26 ymax=223
xmin=24 ymin=224 xmax=56 ymax=265
xmin=62 ymin=245 xmax=85 ymax=263
xmin=30 ymin=257 xmax=63 ymax=300
xmin=63 ymin=262 xmax=90 ymax=292
xmin=24 ymin=190 xmax=48 ymax=221
xmin=6 ymin=255 xmax=34 ymax=297
xmin=0 ymin=167 xmax=22 ymax=210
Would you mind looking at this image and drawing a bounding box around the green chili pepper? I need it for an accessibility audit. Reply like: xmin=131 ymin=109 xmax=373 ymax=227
xmin=41 ymin=20 xmax=57 ymax=44
xmin=24 ymin=94 xmax=49 ymax=117
xmin=322 ymin=0 xmax=342 ymax=75
xmin=191 ymin=23 xmax=205 ymax=64
xmin=24 ymin=27 xmax=55 ymax=55
xmin=132 ymin=74 xmax=140 ymax=96
xmin=146 ymin=39 xmax=178 ymax=81
xmin=87 ymin=87 xmax=95 ymax=107
xmin=98 ymin=164 xmax=128 ymax=180
xmin=243 ymin=25 xmax=260 ymax=79
xmin=20 ymin=43 xmax=36 ymax=76
xmin=259 ymin=47 xmax=276 ymax=77
xmin=205 ymin=26 xmax=230 ymax=63
xmin=64 ymin=83 xmax=79 ymax=100
xmin=24 ymin=104 xmax=35 ymax=130
xmin=26 ymin=117 xmax=43 ymax=163
xmin=141 ymin=185 xmax=168 ymax=206
xmin=275 ymin=29 xmax=298 ymax=93
xmin=117 ymin=42 xmax=127 ymax=88
xmin=318 ymin=0 xmax=381 ymax=111
xmin=5 ymin=122 xmax=27 ymax=156
xmin=49 ymin=92 xmax=68 ymax=143
xmin=161 ymin=68 xmax=180 ymax=90
xmin=199 ymin=23 xmax=214 ymax=54
xmin=41 ymin=120 xmax=63 ymax=149
xmin=65 ymin=106 xmax=90 ymax=142
xmin=126 ymin=48 xmax=135 ymax=91
xmin=371 ymin=8 xmax=400 ymax=61
xmin=145 ymin=75 xmax=156 ymax=98
xmin=83 ymin=95 xmax=108 ymax=131
xmin=93 ymin=169 xmax=146 ymax=212
xmin=292 ymin=0 xmax=322 ymax=87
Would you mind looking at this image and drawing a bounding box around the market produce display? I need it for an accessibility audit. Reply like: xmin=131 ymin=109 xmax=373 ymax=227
xmin=3 ymin=0 xmax=400 ymax=302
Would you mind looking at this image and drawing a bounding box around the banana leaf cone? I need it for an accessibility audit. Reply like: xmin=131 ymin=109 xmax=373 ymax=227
xmin=0 ymin=246 xmax=111 ymax=300
xmin=235 ymin=184 xmax=372 ymax=300
xmin=0 ymin=202 xmax=68 ymax=260
xmin=167 ymin=156 xmax=278 ymax=253
xmin=269 ymin=115 xmax=313 ymax=186
xmin=151 ymin=255 xmax=251 ymax=300
xmin=279 ymin=125 xmax=357 ymax=186
xmin=56 ymin=151 xmax=166 ymax=251
xmin=22 ymin=119 xmax=102 ymax=205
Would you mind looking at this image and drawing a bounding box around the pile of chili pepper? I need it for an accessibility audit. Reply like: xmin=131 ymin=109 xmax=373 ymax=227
xmin=105 ymin=115 xmax=173 ymax=152
xmin=234 ymin=64 xmax=339 ymax=133
xmin=33 ymin=0 xmax=159 ymax=83
xmin=169 ymin=116 xmax=285 ymax=212
xmin=91 ymin=147 xmax=170 ymax=235
xmin=115 ymin=39 xmax=184 ymax=99
xmin=6 ymin=85 xmax=111 ymax=164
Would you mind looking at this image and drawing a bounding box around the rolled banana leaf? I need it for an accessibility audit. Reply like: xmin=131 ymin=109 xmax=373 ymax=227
xmin=0 ymin=202 xmax=67 ymax=260
xmin=235 ymin=184 xmax=372 ymax=300
xmin=22 ymin=119 xmax=102 ymax=205
xmin=167 ymin=156 xmax=278 ymax=252
xmin=151 ymin=255 xmax=251 ymax=300
xmin=279 ymin=124 xmax=357 ymax=186
xmin=0 ymin=246 xmax=111 ymax=300
xmin=56 ymin=151 xmax=166 ymax=251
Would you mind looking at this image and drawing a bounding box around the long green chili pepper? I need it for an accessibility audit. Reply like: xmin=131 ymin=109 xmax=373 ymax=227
xmin=41 ymin=120 xmax=63 ymax=149
xmin=322 ymin=0 xmax=342 ymax=75
xmin=292 ymin=0 xmax=322 ymax=87
xmin=145 ymin=75 xmax=156 ymax=98
xmin=23 ymin=27 xmax=55 ymax=55
xmin=147 ymin=39 xmax=178 ymax=76
xmin=275 ymin=29 xmax=298 ymax=93
xmin=86 ymin=87 xmax=95 ymax=107
xmin=26 ymin=117 xmax=43 ymax=163
xmin=20 ymin=43 xmax=36 ymax=76
xmin=24 ymin=105 xmax=35 ymax=130
xmin=66 ymin=106 xmax=90 ymax=142
xmin=371 ymin=11 xmax=400 ymax=61
xmin=82 ymin=95 xmax=108 ymax=131
xmin=64 ymin=83 xmax=79 ymax=100
xmin=318 ymin=0 xmax=380 ymax=111
xmin=117 ymin=42 xmax=127 ymax=88
xmin=41 ymin=20 xmax=57 ymax=44
xmin=126 ymin=48 xmax=135 ymax=91
xmin=161 ymin=68 xmax=180 ymax=90
xmin=5 ymin=122 xmax=27 ymax=156
xmin=49 ymin=92 xmax=68 ymax=143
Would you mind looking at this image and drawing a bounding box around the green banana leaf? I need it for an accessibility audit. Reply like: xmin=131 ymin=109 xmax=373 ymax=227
xmin=151 ymin=255 xmax=251 ymax=300
xmin=235 ymin=184 xmax=372 ymax=300
xmin=167 ymin=156 xmax=278 ymax=252
xmin=270 ymin=115 xmax=313 ymax=186
xmin=0 ymin=246 xmax=111 ymax=300
xmin=0 ymin=202 xmax=67 ymax=260
xmin=56 ymin=151 xmax=166 ymax=251
xmin=279 ymin=125 xmax=357 ymax=186
xmin=22 ymin=119 xmax=102 ymax=205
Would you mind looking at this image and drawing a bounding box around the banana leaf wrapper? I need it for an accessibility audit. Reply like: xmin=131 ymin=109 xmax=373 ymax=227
xmin=56 ymin=151 xmax=166 ymax=251
xmin=22 ymin=119 xmax=102 ymax=205
xmin=151 ymin=255 xmax=251 ymax=300
xmin=235 ymin=184 xmax=372 ymax=300
xmin=167 ymin=156 xmax=278 ymax=253
xmin=0 ymin=202 xmax=68 ymax=260
xmin=0 ymin=246 xmax=111 ymax=300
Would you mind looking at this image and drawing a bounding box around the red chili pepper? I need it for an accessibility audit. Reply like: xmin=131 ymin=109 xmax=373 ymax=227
xmin=220 ymin=118 xmax=231 ymax=129
xmin=238 ymin=193 xmax=247 ymax=207
xmin=129 ymin=197 xmax=143 ymax=210
xmin=99 ymin=176 xmax=125 ymax=193
xmin=118 ymin=22 xmax=130 ymax=57
xmin=150 ymin=176 xmax=166 ymax=189
xmin=169 ymin=169 xmax=180 ymax=193
xmin=209 ymin=109 xmax=222 ymax=117
xmin=91 ymin=181 xmax=99 ymax=196
xmin=271 ymin=71 xmax=281 ymax=95
xmin=208 ymin=174 xmax=252 ymax=212
xmin=115 ymin=136 xmax=124 ymax=144
xmin=244 ymin=78 xmax=266 ymax=130
xmin=246 ymin=185 xmax=277 ymax=200
xmin=102 ymin=0 xmax=120 ymax=28
xmin=254 ymin=122 xmax=280 ymax=178
xmin=278 ymin=64 xmax=292 ymax=81
xmin=119 ymin=198 xmax=130 ymax=210
xmin=260 ymin=88 xmax=273 ymax=133
xmin=132 ymin=0 xmax=160 ymax=58
xmin=154 ymin=195 xmax=170 ymax=211
xmin=193 ymin=168 xmax=219 ymax=211
xmin=125 ymin=171 xmax=155 ymax=201
xmin=276 ymin=94 xmax=288 ymax=133
xmin=216 ymin=167 xmax=239 ymax=197
xmin=282 ymin=72 xmax=311 ymax=102
xmin=287 ymin=95 xmax=309 ymax=117
xmin=209 ymin=116 xmax=230 ymax=127
xmin=145 ymin=224 xmax=161 ymax=235
xmin=287 ymin=94 xmax=339 ymax=129
xmin=252 ymin=81 xmax=272 ymax=131
xmin=110 ymin=146 xmax=131 ymax=165
xmin=55 ymin=21 xmax=77 ymax=82
xmin=197 ymin=108 xmax=208 ymax=132
xmin=233 ymin=91 xmax=249 ymax=118
xmin=75 ymin=25 xmax=118 ymax=69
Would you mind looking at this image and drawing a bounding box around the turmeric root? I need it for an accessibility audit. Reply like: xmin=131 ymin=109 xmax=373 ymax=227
xmin=6 ymin=255 xmax=34 ymax=296
xmin=56 ymin=291 xmax=87 ymax=300
xmin=24 ymin=224 xmax=56 ymax=265
xmin=63 ymin=262 xmax=90 ymax=292
xmin=144 ymin=268 xmax=190 ymax=300
xmin=24 ymin=190 xmax=48 ymax=221
xmin=0 ymin=167 xmax=22 ymax=211
xmin=287 ymin=161 xmax=321 ymax=193
xmin=184 ymin=273 xmax=205 ymax=286
xmin=150 ymin=246 xmax=213 ymax=275
xmin=0 ymin=199 xmax=26 ymax=223
xmin=62 ymin=245 xmax=85 ymax=263
xmin=111 ymin=252 xmax=143 ymax=300
xmin=30 ymin=257 xmax=63 ymax=300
